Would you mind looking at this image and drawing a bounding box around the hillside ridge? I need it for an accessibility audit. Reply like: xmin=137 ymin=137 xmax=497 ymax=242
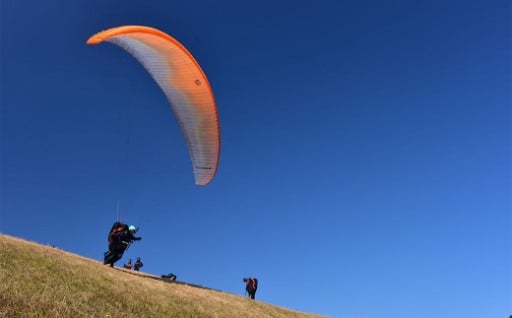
xmin=0 ymin=234 xmax=327 ymax=318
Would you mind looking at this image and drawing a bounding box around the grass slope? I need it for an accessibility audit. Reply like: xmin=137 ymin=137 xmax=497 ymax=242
xmin=0 ymin=235 xmax=327 ymax=318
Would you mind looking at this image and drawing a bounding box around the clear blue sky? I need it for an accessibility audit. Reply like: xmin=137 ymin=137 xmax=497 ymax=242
xmin=1 ymin=1 xmax=510 ymax=317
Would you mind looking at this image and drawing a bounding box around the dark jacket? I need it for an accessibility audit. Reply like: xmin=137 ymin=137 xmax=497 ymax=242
xmin=134 ymin=259 xmax=143 ymax=271
xmin=109 ymin=230 xmax=141 ymax=252
xmin=112 ymin=230 xmax=141 ymax=243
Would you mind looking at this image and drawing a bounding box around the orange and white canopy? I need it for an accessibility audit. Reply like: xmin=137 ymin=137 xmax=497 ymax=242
xmin=87 ymin=25 xmax=220 ymax=186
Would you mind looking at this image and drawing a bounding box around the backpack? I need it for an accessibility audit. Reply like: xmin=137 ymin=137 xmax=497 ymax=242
xmin=244 ymin=277 xmax=258 ymax=290
xmin=108 ymin=221 xmax=128 ymax=240
xmin=251 ymin=278 xmax=258 ymax=289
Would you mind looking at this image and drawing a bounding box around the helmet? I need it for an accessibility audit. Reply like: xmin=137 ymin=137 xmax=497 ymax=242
xmin=128 ymin=225 xmax=137 ymax=232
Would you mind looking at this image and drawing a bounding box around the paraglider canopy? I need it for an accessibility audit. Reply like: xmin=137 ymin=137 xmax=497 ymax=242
xmin=87 ymin=25 xmax=220 ymax=186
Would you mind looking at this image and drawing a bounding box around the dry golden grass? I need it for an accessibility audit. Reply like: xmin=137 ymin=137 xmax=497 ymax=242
xmin=0 ymin=234 xmax=327 ymax=318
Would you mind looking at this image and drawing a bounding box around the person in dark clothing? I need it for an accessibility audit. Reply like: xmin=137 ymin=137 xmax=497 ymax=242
xmin=123 ymin=258 xmax=132 ymax=270
xmin=133 ymin=257 xmax=143 ymax=271
xmin=104 ymin=224 xmax=142 ymax=267
xmin=110 ymin=225 xmax=141 ymax=249
xmin=243 ymin=277 xmax=258 ymax=299
xmin=161 ymin=273 xmax=177 ymax=281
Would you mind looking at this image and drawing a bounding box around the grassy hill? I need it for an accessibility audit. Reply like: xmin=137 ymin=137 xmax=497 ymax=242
xmin=0 ymin=234 xmax=327 ymax=318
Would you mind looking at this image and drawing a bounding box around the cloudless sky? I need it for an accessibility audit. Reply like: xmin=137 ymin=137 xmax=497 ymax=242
xmin=1 ymin=1 xmax=510 ymax=317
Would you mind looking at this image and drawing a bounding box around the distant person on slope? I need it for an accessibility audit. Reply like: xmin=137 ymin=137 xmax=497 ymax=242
xmin=104 ymin=222 xmax=142 ymax=267
xmin=133 ymin=257 xmax=144 ymax=271
xmin=123 ymin=258 xmax=132 ymax=270
xmin=161 ymin=273 xmax=177 ymax=281
xmin=243 ymin=277 xmax=258 ymax=299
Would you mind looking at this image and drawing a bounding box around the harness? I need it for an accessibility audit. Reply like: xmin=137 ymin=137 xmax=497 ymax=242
xmin=108 ymin=225 xmax=128 ymax=248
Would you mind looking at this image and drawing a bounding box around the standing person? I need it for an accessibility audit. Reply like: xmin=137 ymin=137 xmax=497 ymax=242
xmin=243 ymin=277 xmax=258 ymax=299
xmin=134 ymin=257 xmax=144 ymax=271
